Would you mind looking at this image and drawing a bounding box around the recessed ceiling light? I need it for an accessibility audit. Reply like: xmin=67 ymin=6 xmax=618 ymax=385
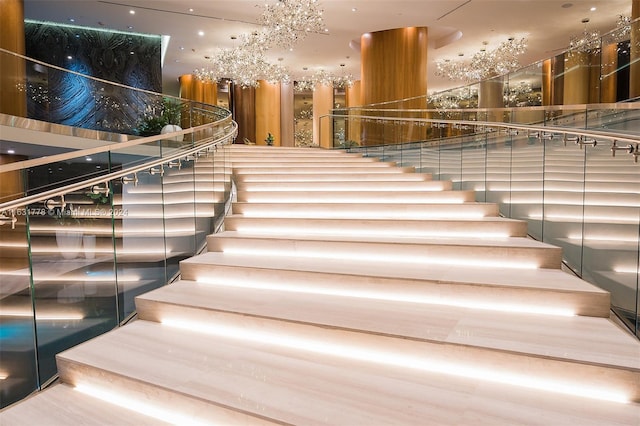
xmin=189 ymin=8 xmax=194 ymax=12
xmin=352 ymin=7 xmax=357 ymax=12
xmin=198 ymin=30 xmax=205 ymax=36
xmin=129 ymin=10 xmax=135 ymax=15
xmin=7 ymin=149 xmax=15 ymax=154
xmin=590 ymin=6 xmax=596 ymax=11
xmin=68 ymin=18 xmax=75 ymax=22
xmin=67 ymin=55 xmax=72 ymax=60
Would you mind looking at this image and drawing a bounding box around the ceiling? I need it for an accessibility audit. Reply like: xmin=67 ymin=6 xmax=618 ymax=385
xmin=23 ymin=0 xmax=633 ymax=96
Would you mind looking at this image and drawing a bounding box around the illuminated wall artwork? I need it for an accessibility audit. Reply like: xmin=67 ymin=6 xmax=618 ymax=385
xmin=24 ymin=21 xmax=162 ymax=134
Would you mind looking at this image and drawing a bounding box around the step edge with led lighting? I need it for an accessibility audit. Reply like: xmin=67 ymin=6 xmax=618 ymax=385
xmin=205 ymin=232 xmax=563 ymax=269
xmin=232 ymin=166 xmax=417 ymax=174
xmin=223 ymin=216 xmax=530 ymax=237
xmin=179 ymin=253 xmax=610 ymax=318
xmin=234 ymin=181 xmax=452 ymax=191
xmin=134 ymin=283 xmax=640 ymax=401
xmin=53 ymin=321 xmax=640 ymax=423
xmin=53 ymin=353 xmax=281 ymax=425
xmin=233 ymin=173 xmax=434 ymax=182
xmin=235 ymin=189 xmax=476 ymax=203
xmin=230 ymin=201 xmax=501 ymax=218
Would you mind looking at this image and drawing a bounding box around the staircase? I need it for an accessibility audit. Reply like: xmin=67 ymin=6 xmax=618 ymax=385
xmin=1 ymin=145 xmax=639 ymax=425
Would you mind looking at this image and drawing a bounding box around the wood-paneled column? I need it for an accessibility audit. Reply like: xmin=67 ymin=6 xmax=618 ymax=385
xmin=360 ymin=27 xmax=427 ymax=145
xmin=346 ymin=81 xmax=362 ymax=145
xmin=280 ymin=82 xmax=294 ymax=147
xmin=256 ymin=80 xmax=281 ymax=146
xmin=630 ymin=0 xmax=640 ymax=98
xmin=0 ymin=0 xmax=27 ymax=117
xmin=600 ymin=43 xmax=619 ymax=103
xmin=313 ymin=83 xmax=333 ymax=149
xmin=232 ymin=84 xmax=256 ymax=145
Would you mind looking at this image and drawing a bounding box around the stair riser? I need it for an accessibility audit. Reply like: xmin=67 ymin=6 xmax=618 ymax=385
xmin=232 ymin=166 xmax=416 ymax=174
xmin=235 ymin=190 xmax=475 ymax=203
xmin=234 ymin=173 xmax=432 ymax=182
xmin=235 ymin=181 xmax=452 ymax=192
xmin=178 ymin=262 xmax=610 ymax=317
xmin=206 ymin=236 xmax=562 ymax=269
xmin=136 ymin=299 xmax=639 ymax=402
xmin=223 ymin=217 xmax=529 ymax=238
xmin=56 ymin=359 xmax=278 ymax=425
xmin=232 ymin=162 xmax=393 ymax=169
xmin=231 ymin=202 xmax=500 ymax=219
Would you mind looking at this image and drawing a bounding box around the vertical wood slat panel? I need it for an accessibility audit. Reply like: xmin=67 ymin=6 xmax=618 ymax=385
xmin=0 ymin=0 xmax=27 ymax=117
xmin=256 ymin=80 xmax=281 ymax=146
xmin=313 ymin=83 xmax=333 ymax=149
xmin=361 ymin=27 xmax=428 ymax=106
xmin=233 ymin=85 xmax=256 ymax=145
xmin=280 ymin=82 xmax=295 ymax=147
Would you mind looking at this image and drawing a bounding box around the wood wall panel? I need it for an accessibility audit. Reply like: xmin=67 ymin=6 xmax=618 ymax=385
xmin=346 ymin=81 xmax=362 ymax=145
xmin=601 ymin=44 xmax=618 ymax=103
xmin=280 ymin=82 xmax=294 ymax=147
xmin=313 ymin=83 xmax=333 ymax=149
xmin=0 ymin=0 xmax=26 ymax=117
xmin=256 ymin=80 xmax=281 ymax=146
xmin=233 ymin=84 xmax=256 ymax=144
xmin=563 ymin=53 xmax=590 ymax=105
xmin=630 ymin=0 xmax=640 ymax=98
xmin=361 ymin=27 xmax=427 ymax=106
xmin=360 ymin=27 xmax=427 ymax=145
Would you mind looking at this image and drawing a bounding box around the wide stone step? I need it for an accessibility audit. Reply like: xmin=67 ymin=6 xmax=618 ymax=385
xmin=232 ymin=156 xmax=380 ymax=163
xmin=232 ymin=161 xmax=396 ymax=169
xmin=236 ymin=180 xmax=452 ymax=192
xmin=136 ymin=280 xmax=640 ymax=402
xmin=180 ymin=251 xmax=609 ymax=317
xmin=234 ymin=172 xmax=433 ymax=182
xmin=54 ymin=321 xmax=640 ymax=425
xmin=232 ymin=165 xmax=416 ymax=174
xmin=223 ymin=215 xmax=529 ymax=238
xmin=206 ymin=231 xmax=563 ymax=269
xmin=231 ymin=201 xmax=500 ymax=219
xmin=235 ymin=189 xmax=475 ymax=203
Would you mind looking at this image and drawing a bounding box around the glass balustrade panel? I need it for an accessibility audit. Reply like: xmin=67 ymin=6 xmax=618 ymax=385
xmin=0 ymin=210 xmax=38 ymax=409
xmin=26 ymin=177 xmax=118 ymax=387
xmin=485 ymin=129 xmax=514 ymax=218
xmin=541 ymin=136 xmax=587 ymax=273
xmin=582 ymin=142 xmax=639 ymax=336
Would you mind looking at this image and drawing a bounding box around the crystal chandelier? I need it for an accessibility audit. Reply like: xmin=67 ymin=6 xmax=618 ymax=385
xmin=568 ymin=18 xmax=601 ymax=56
xmin=259 ymin=0 xmax=326 ymax=50
xmin=609 ymin=15 xmax=632 ymax=42
xmin=435 ymin=37 xmax=527 ymax=82
xmin=194 ymin=0 xmax=326 ymax=87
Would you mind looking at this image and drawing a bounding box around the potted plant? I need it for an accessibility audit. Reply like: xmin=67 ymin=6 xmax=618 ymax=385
xmin=265 ymin=132 xmax=275 ymax=146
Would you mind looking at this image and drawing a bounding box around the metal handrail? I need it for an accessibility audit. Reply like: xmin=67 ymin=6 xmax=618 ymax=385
xmin=322 ymin=114 xmax=640 ymax=160
xmin=0 ymin=120 xmax=238 ymax=213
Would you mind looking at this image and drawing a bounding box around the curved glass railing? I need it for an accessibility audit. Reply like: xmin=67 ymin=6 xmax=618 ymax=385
xmin=0 ymin=48 xmax=236 ymax=408
xmin=321 ymin=108 xmax=640 ymax=340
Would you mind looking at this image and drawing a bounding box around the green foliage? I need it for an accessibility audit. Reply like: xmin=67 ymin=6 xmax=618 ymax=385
xmin=265 ymin=132 xmax=275 ymax=146
xmin=137 ymin=98 xmax=182 ymax=136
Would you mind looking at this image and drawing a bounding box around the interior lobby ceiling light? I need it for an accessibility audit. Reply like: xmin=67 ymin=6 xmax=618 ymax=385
xmin=435 ymin=37 xmax=527 ymax=82
xmin=194 ymin=0 xmax=336 ymax=88
xmin=568 ymin=18 xmax=600 ymax=56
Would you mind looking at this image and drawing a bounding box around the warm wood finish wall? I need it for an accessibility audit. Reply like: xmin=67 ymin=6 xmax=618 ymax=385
xmin=346 ymin=81 xmax=362 ymax=145
xmin=0 ymin=0 xmax=27 ymax=117
xmin=313 ymin=83 xmax=333 ymax=149
xmin=280 ymin=82 xmax=295 ymax=147
xmin=256 ymin=80 xmax=281 ymax=146
xmin=601 ymin=43 xmax=619 ymax=103
xmin=631 ymin=0 xmax=640 ymax=98
xmin=360 ymin=27 xmax=427 ymax=145
xmin=361 ymin=27 xmax=428 ymax=105
xmin=233 ymin=85 xmax=256 ymax=144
